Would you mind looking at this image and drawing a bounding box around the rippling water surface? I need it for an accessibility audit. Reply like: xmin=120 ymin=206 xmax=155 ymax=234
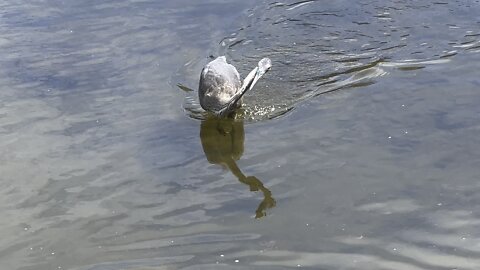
xmin=1 ymin=0 xmax=480 ymax=269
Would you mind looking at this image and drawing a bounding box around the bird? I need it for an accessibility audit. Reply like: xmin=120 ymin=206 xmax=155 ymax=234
xmin=198 ymin=56 xmax=272 ymax=117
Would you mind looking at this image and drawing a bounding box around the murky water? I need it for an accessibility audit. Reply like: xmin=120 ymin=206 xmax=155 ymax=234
xmin=1 ymin=0 xmax=480 ymax=269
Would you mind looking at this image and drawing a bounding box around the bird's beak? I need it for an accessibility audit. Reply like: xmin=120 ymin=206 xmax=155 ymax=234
xmin=218 ymin=58 xmax=272 ymax=117
xmin=249 ymin=58 xmax=272 ymax=91
xmin=242 ymin=67 xmax=259 ymax=91
xmin=244 ymin=58 xmax=272 ymax=92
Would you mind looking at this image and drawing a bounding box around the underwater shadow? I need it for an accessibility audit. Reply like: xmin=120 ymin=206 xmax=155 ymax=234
xmin=199 ymin=115 xmax=275 ymax=218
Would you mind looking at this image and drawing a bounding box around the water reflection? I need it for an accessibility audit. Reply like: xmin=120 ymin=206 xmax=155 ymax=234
xmin=199 ymin=115 xmax=275 ymax=218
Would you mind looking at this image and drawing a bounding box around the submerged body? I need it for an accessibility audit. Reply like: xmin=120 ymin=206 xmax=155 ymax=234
xmin=198 ymin=56 xmax=272 ymax=116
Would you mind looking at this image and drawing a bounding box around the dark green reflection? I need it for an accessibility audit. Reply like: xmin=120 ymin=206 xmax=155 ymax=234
xmin=200 ymin=115 xmax=275 ymax=218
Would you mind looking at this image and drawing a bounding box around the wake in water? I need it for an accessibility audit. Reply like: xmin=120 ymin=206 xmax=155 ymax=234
xmin=176 ymin=0 xmax=480 ymax=121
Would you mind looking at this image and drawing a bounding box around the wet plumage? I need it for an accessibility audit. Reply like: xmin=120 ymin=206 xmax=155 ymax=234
xmin=198 ymin=56 xmax=271 ymax=116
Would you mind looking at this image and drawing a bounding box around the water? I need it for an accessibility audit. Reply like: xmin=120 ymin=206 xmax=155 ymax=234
xmin=1 ymin=0 xmax=480 ymax=269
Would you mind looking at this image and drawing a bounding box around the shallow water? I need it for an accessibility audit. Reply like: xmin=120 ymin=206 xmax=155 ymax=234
xmin=1 ymin=0 xmax=480 ymax=269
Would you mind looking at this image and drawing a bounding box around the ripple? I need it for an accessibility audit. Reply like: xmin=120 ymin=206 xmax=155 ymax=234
xmin=73 ymin=255 xmax=195 ymax=270
xmin=177 ymin=0 xmax=480 ymax=122
xmin=107 ymin=233 xmax=261 ymax=252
